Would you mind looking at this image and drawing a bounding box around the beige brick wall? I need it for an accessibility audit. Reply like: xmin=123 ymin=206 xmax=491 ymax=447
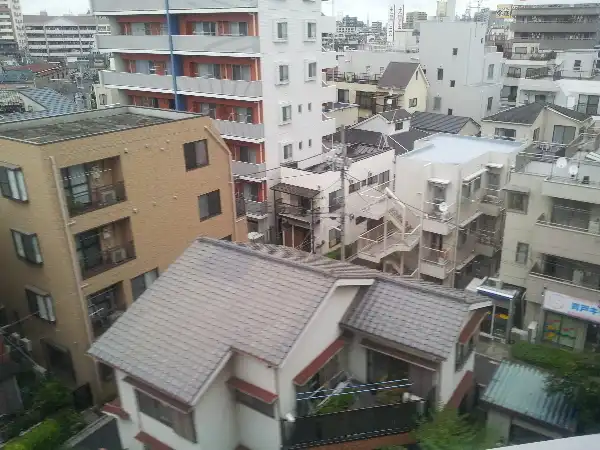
xmin=0 ymin=115 xmax=246 ymax=403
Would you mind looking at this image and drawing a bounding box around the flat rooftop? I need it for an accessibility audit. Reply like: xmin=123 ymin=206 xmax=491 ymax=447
xmin=0 ymin=106 xmax=200 ymax=144
xmin=403 ymin=135 xmax=523 ymax=164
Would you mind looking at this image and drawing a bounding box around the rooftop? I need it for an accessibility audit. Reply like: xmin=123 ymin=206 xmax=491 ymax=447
xmin=516 ymin=149 xmax=600 ymax=186
xmin=481 ymin=360 xmax=577 ymax=431
xmin=380 ymin=108 xmax=411 ymax=122
xmin=557 ymin=78 xmax=600 ymax=98
xmin=0 ymin=87 xmax=79 ymax=123
xmin=4 ymin=63 xmax=63 ymax=74
xmin=404 ymin=135 xmax=523 ymax=164
xmin=378 ymin=62 xmax=419 ymax=89
xmin=410 ymin=111 xmax=478 ymax=134
xmin=483 ymin=102 xmax=590 ymax=125
xmin=23 ymin=14 xmax=109 ymax=26
xmin=89 ymin=238 xmax=485 ymax=405
xmin=331 ymin=128 xmax=429 ymax=155
xmin=0 ymin=107 xmax=199 ymax=144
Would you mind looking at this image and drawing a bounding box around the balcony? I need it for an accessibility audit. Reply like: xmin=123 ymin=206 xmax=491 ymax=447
xmin=91 ymin=0 xmax=258 ymax=14
xmin=474 ymin=230 xmax=502 ymax=258
xmin=276 ymin=198 xmax=319 ymax=223
xmin=420 ymin=247 xmax=454 ymax=280
xmin=321 ymin=80 xmax=337 ymax=103
xmin=76 ymin=219 xmax=136 ymax=280
xmin=479 ymin=187 xmax=505 ymax=217
xmin=232 ymin=160 xmax=266 ymax=180
xmin=357 ymin=223 xmax=420 ymax=263
xmin=61 ymin=157 xmax=126 ymax=217
xmin=213 ymin=119 xmax=264 ymax=142
xmin=177 ymin=76 xmax=262 ymax=98
xmin=245 ymin=199 xmax=268 ymax=218
xmin=322 ymin=115 xmax=336 ymax=137
xmin=533 ymin=213 xmax=600 ymax=266
xmin=423 ymin=200 xmax=456 ymax=235
xmin=88 ymin=283 xmax=126 ymax=339
xmin=512 ymin=22 xmax=598 ymax=34
xmin=235 ymin=196 xmax=246 ymax=218
xmin=528 ymin=260 xmax=600 ymax=304
xmin=96 ymin=34 xmax=259 ymax=55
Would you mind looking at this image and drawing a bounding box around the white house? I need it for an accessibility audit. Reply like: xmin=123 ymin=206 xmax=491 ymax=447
xmin=91 ymin=237 xmax=489 ymax=450
xmin=419 ymin=21 xmax=503 ymax=120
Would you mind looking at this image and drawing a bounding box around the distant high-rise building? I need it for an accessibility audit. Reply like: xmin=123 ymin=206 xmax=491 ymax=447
xmin=0 ymin=0 xmax=26 ymax=50
xmin=406 ymin=11 xmax=427 ymax=28
xmin=342 ymin=15 xmax=358 ymax=28
xmin=474 ymin=7 xmax=491 ymax=25
xmin=371 ymin=21 xmax=384 ymax=34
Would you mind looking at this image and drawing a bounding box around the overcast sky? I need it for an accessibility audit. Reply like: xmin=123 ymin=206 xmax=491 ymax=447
xmin=26 ymin=0 xmax=500 ymax=22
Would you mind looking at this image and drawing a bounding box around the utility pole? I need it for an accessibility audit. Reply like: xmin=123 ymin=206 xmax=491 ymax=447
xmin=340 ymin=126 xmax=347 ymax=261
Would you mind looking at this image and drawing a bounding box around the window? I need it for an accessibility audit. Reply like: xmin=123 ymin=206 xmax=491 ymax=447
xmin=276 ymin=21 xmax=288 ymax=41
xmin=574 ymin=59 xmax=582 ymax=70
xmin=99 ymin=94 xmax=107 ymax=105
xmin=378 ymin=170 xmax=390 ymax=184
xmin=552 ymin=125 xmax=576 ymax=145
xmin=232 ymin=64 xmax=251 ymax=81
xmin=455 ymin=336 xmax=475 ymax=371
xmin=277 ymin=64 xmax=289 ymax=84
xmin=281 ymin=104 xmax=292 ymax=124
xmin=235 ymin=107 xmax=253 ymax=123
xmin=433 ymin=96 xmax=441 ymax=111
xmin=543 ymin=312 xmax=578 ymax=349
xmin=229 ymin=21 xmax=248 ymax=36
xmin=356 ymin=91 xmax=374 ymax=109
xmin=576 ymin=94 xmax=599 ymax=115
xmin=515 ymin=242 xmax=529 ymax=264
xmin=308 ymin=139 xmax=312 ymax=147
xmin=367 ymin=174 xmax=378 ymax=185
xmin=298 ymin=141 xmax=303 ymax=150
xmin=307 ymin=61 xmax=317 ymax=80
xmin=507 ymin=67 xmax=521 ymax=78
xmin=415 ymin=70 xmax=418 ymax=80
xmin=283 ymin=143 xmax=293 ymax=159
xmin=131 ymin=268 xmax=159 ymax=301
xmin=450 ymin=80 xmax=455 ymax=87
xmin=355 ymin=216 xmax=366 ymax=225
xmin=448 ymin=108 xmax=453 ymax=115
xmin=395 ymin=121 xmax=403 ymax=131
xmin=534 ymin=94 xmax=546 ymax=103
xmin=487 ymin=96 xmax=493 ymax=112
xmin=308 ymin=103 xmax=312 ymax=111
xmin=507 ymin=191 xmax=528 ymax=212
xmin=337 ymin=89 xmax=349 ymax=103
xmin=298 ymin=104 xmax=302 ymax=113
xmin=198 ymin=190 xmax=221 ymax=220
xmin=437 ymin=68 xmax=443 ymax=80
xmin=183 ymin=140 xmax=209 ymax=171
xmin=12 ymin=230 xmax=42 ymax=264
xmin=235 ymin=390 xmax=274 ymax=417
xmin=533 ymin=127 xmax=540 ymax=141
xmin=452 ymin=48 xmax=458 ymax=55
xmin=0 ymin=166 xmax=28 ymax=201
xmin=409 ymin=98 xmax=417 ymax=107
xmin=136 ymin=390 xmax=197 ymax=442
xmin=349 ymin=181 xmax=361 ymax=193
xmin=194 ymin=21 xmax=216 ymax=36
xmin=487 ymin=64 xmax=494 ymax=79
xmin=329 ymin=189 xmax=342 ymax=212
xmin=306 ymin=21 xmax=317 ymax=40
xmin=26 ymin=287 xmax=55 ymax=322
xmin=495 ymin=127 xmax=516 ymax=140
xmin=197 ymin=102 xmax=216 ymax=119
xmin=328 ymin=227 xmax=341 ymax=247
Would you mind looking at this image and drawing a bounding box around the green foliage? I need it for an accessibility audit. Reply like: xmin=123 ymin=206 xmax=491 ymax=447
xmin=4 ymin=418 xmax=62 ymax=450
xmin=511 ymin=340 xmax=583 ymax=371
xmin=317 ymin=391 xmax=355 ymax=414
xmin=414 ymin=408 xmax=497 ymax=450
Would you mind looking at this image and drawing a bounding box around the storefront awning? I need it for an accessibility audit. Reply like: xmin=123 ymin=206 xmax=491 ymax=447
xmin=293 ymin=338 xmax=346 ymax=386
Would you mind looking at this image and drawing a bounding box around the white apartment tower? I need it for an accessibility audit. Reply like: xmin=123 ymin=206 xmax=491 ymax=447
xmin=24 ymin=14 xmax=110 ymax=60
xmin=419 ymin=21 xmax=503 ymax=121
xmin=0 ymin=0 xmax=26 ymax=49
xmin=92 ymin=0 xmax=337 ymax=237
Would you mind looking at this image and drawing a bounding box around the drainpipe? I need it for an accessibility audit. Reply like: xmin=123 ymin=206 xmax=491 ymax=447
xmin=165 ymin=0 xmax=181 ymax=111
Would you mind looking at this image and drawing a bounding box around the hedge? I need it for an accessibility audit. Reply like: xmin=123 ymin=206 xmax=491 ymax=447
xmin=511 ymin=341 xmax=600 ymax=374
xmin=4 ymin=419 xmax=62 ymax=450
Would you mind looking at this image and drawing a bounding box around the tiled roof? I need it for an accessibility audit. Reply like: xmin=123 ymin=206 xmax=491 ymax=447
xmin=378 ymin=62 xmax=420 ymax=89
xmin=481 ymin=361 xmax=577 ymax=431
xmin=23 ymin=14 xmax=109 ymax=26
xmin=410 ymin=111 xmax=478 ymax=134
xmin=380 ymin=108 xmax=411 ymax=122
xmin=0 ymin=87 xmax=79 ymax=123
xmin=89 ymin=238 xmax=482 ymax=405
xmin=388 ymin=129 xmax=430 ymax=154
xmin=4 ymin=63 xmax=62 ymax=74
xmin=483 ymin=102 xmax=590 ymax=125
xmin=331 ymin=128 xmax=428 ymax=155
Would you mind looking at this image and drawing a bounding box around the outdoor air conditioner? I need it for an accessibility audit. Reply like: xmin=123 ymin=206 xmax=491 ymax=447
xmin=510 ymin=328 xmax=529 ymax=344
xmin=99 ymin=188 xmax=117 ymax=205
xmin=110 ymin=247 xmax=127 ymax=264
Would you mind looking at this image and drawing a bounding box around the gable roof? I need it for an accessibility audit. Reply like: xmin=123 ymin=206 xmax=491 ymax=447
xmin=89 ymin=238 xmax=483 ymax=405
xmin=333 ymin=128 xmax=429 ymax=155
xmin=411 ymin=111 xmax=479 ymax=134
xmin=380 ymin=108 xmax=411 ymax=122
xmin=388 ymin=128 xmax=430 ymax=153
xmin=378 ymin=62 xmax=420 ymax=89
xmin=482 ymin=361 xmax=577 ymax=431
xmin=483 ymin=101 xmax=590 ymax=125
xmin=0 ymin=88 xmax=79 ymax=123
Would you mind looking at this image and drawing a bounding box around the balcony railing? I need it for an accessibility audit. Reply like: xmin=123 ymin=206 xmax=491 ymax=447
xmin=231 ymin=160 xmax=266 ymax=179
xmin=213 ymin=119 xmax=264 ymax=140
xmin=66 ymin=181 xmax=126 ymax=217
xmin=422 ymin=247 xmax=453 ymax=266
xmin=96 ymin=34 xmax=259 ymax=54
xmin=424 ymin=199 xmax=455 ymax=222
xmin=530 ymin=261 xmax=600 ymax=292
xmin=480 ymin=186 xmax=504 ymax=205
xmin=79 ymin=241 xmax=136 ymax=279
xmin=325 ymin=71 xmax=382 ymax=84
xmin=240 ymin=196 xmax=268 ymax=217
xmin=276 ymin=199 xmax=318 ymax=221
xmin=235 ymin=196 xmax=246 ymax=218
xmin=91 ymin=0 xmax=258 ymax=13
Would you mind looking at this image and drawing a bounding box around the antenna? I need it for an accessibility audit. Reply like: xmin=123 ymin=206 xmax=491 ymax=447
xmin=556 ymin=157 xmax=568 ymax=169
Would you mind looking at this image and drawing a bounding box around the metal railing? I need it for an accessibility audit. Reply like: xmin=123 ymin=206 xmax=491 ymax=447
xmin=325 ymin=71 xmax=382 ymax=84
xmin=537 ymin=208 xmax=599 ymax=235
xmin=421 ymin=247 xmax=453 ymax=266
xmin=276 ymin=198 xmax=318 ymax=219
xmin=235 ymin=197 xmax=246 ymax=218
xmin=66 ymin=181 xmax=126 ymax=217
xmin=424 ymin=200 xmax=455 ymax=222
xmin=480 ymin=186 xmax=504 ymax=205
xmin=79 ymin=241 xmax=136 ymax=279
xmin=531 ymin=260 xmax=600 ymax=292
xmin=503 ymin=51 xmax=556 ymax=61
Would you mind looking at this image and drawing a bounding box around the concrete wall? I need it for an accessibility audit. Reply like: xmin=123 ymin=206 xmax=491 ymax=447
xmin=403 ymin=65 xmax=428 ymax=113
xmin=337 ymin=50 xmax=416 ymax=74
xmin=0 ymin=114 xmax=239 ymax=402
xmin=325 ymin=105 xmax=359 ymax=128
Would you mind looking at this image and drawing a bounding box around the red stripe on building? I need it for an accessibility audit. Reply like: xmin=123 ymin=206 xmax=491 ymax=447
xmin=228 ymin=376 xmax=278 ymax=404
xmin=293 ymin=338 xmax=346 ymax=386
xmin=135 ymin=432 xmax=174 ymax=450
xmin=458 ymin=310 xmax=487 ymax=344
xmin=447 ymin=370 xmax=474 ymax=409
xmin=101 ymin=397 xmax=130 ymax=420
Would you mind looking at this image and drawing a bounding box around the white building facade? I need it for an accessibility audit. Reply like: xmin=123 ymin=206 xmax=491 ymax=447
xmin=24 ymin=14 xmax=110 ymax=60
xmin=419 ymin=21 xmax=503 ymax=120
xmin=0 ymin=0 xmax=25 ymax=50
xmin=92 ymin=0 xmax=338 ymax=239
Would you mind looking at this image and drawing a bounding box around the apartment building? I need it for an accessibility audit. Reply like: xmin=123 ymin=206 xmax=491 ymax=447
xmin=330 ymin=61 xmax=428 ymax=118
xmin=24 ymin=14 xmax=110 ymax=60
xmin=92 ymin=0 xmax=338 ymax=239
xmin=0 ymin=107 xmax=246 ymax=405
xmin=355 ymin=135 xmax=526 ymax=288
xmin=0 ymin=0 xmax=25 ymax=50
xmin=499 ymin=129 xmax=600 ymax=353
xmin=405 ymin=12 xmax=427 ymax=29
xmin=511 ymin=1 xmax=600 ymax=50
xmin=90 ymin=237 xmax=489 ymax=450
xmin=419 ymin=21 xmax=503 ymax=121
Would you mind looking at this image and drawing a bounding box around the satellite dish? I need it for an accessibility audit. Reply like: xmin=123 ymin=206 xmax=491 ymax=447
xmin=556 ymin=157 xmax=568 ymax=169
xmin=438 ymin=202 xmax=449 ymax=212
xmin=568 ymin=165 xmax=579 ymax=176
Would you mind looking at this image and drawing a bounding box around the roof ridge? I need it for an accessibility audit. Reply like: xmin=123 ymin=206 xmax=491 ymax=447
xmin=374 ymin=275 xmax=475 ymax=304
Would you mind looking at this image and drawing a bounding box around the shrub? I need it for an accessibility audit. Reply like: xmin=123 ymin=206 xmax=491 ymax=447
xmin=4 ymin=418 xmax=62 ymax=450
xmin=511 ymin=341 xmax=581 ymax=371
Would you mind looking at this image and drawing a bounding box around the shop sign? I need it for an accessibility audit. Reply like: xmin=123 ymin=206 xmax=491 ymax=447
xmin=543 ymin=290 xmax=600 ymax=324
xmin=496 ymin=4 xmax=513 ymax=19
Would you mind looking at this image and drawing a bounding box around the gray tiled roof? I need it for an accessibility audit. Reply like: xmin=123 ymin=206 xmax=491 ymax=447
xmin=0 ymin=87 xmax=79 ymax=123
xmin=483 ymin=101 xmax=590 ymax=125
xmin=411 ymin=111 xmax=478 ymax=134
xmin=388 ymin=129 xmax=430 ymax=154
xmin=89 ymin=238 xmax=480 ymax=404
xmin=378 ymin=62 xmax=419 ymax=89
xmin=380 ymin=108 xmax=411 ymax=122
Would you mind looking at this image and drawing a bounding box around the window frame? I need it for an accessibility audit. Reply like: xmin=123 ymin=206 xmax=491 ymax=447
xmin=486 ymin=96 xmax=493 ymax=112
xmin=452 ymin=47 xmax=458 ymax=56
xmin=11 ymin=229 xmax=43 ymax=264
xmin=487 ymin=64 xmax=494 ymax=79
xmin=515 ymin=242 xmax=529 ymax=264
xmin=437 ymin=68 xmax=443 ymax=80
xmin=277 ymin=63 xmax=289 ymax=84
xmin=283 ymin=143 xmax=293 ymax=159
xmin=409 ymin=98 xmax=417 ymax=107
xmin=507 ymin=191 xmax=528 ymax=213
xmin=235 ymin=390 xmax=275 ymax=418
xmin=307 ymin=61 xmax=317 ymax=80
xmin=198 ymin=190 xmax=222 ymax=221
xmin=275 ymin=21 xmax=288 ymax=41
xmin=131 ymin=268 xmax=159 ymax=301
xmin=450 ymin=80 xmax=455 ymax=87
xmin=433 ymin=96 xmax=441 ymax=111
xmin=183 ymin=140 xmax=209 ymax=171
xmin=281 ymin=104 xmax=292 ymax=124
xmin=0 ymin=166 xmax=28 ymax=202
xmin=305 ymin=21 xmax=317 ymax=41
xmin=26 ymin=287 xmax=56 ymax=323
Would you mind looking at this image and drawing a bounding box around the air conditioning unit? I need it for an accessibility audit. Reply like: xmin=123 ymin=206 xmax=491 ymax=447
xmin=510 ymin=328 xmax=529 ymax=343
xmin=20 ymin=337 xmax=32 ymax=352
xmin=111 ymin=247 xmax=127 ymax=264
xmin=99 ymin=188 xmax=117 ymax=205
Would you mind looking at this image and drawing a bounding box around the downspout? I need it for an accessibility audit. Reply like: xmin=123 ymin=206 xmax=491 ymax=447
xmin=417 ymin=163 xmax=431 ymax=280
xmin=49 ymin=156 xmax=100 ymax=387
xmin=450 ymin=168 xmax=463 ymax=288
xmin=165 ymin=0 xmax=181 ymax=111
xmin=205 ymin=125 xmax=239 ymax=241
